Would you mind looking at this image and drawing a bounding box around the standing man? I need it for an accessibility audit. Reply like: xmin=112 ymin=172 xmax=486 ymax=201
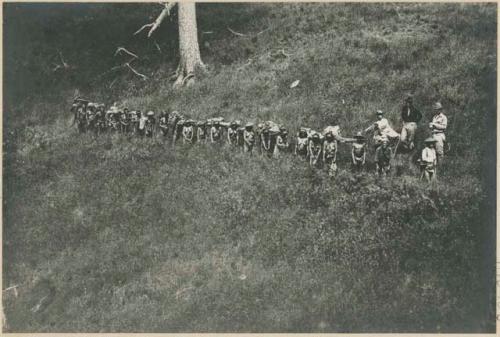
xmin=236 ymin=125 xmax=245 ymax=149
xmin=295 ymin=127 xmax=310 ymax=160
xmin=129 ymin=110 xmax=139 ymax=134
xmin=255 ymin=123 xmax=265 ymax=155
xmin=351 ymin=132 xmax=366 ymax=172
xmin=243 ymin=123 xmax=256 ymax=154
xmin=173 ymin=118 xmax=185 ymax=145
xmin=120 ymin=108 xmax=130 ymax=133
xmin=158 ymin=111 xmax=169 ymax=138
xmin=196 ymin=121 xmax=207 ymax=144
xmin=429 ymin=102 xmax=448 ymax=163
xmin=400 ymin=94 xmax=422 ymax=150
xmin=273 ymin=126 xmax=289 ymax=158
xmin=260 ymin=126 xmax=272 ymax=156
xmin=138 ymin=111 xmax=148 ymax=137
xmin=227 ymin=121 xmax=240 ymax=146
xmin=145 ymin=111 xmax=156 ymax=138
xmin=182 ymin=120 xmax=195 ymax=144
xmin=308 ymin=133 xmax=323 ymax=168
xmin=322 ymin=131 xmax=338 ymax=176
xmin=210 ymin=119 xmax=223 ymax=143
xmin=94 ymin=105 xmax=106 ymax=135
xmin=375 ymin=138 xmax=392 ymax=176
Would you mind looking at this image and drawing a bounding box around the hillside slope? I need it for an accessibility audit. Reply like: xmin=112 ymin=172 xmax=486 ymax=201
xmin=3 ymin=3 xmax=496 ymax=332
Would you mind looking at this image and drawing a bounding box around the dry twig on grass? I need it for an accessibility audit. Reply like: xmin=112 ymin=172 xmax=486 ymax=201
xmin=114 ymin=47 xmax=139 ymax=59
xmin=227 ymin=27 xmax=246 ymax=37
xmin=52 ymin=51 xmax=72 ymax=72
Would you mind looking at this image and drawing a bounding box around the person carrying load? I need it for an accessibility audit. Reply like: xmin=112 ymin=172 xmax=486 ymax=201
xmin=243 ymin=122 xmax=256 ymax=154
xmin=145 ymin=111 xmax=156 ymax=138
xmin=209 ymin=117 xmax=224 ymax=143
xmin=196 ymin=121 xmax=207 ymax=144
xmin=295 ymin=127 xmax=310 ymax=160
xmin=321 ymin=125 xmax=354 ymax=176
xmin=351 ymin=132 xmax=366 ymax=172
xmin=261 ymin=121 xmax=280 ymax=157
xmin=120 ymin=108 xmax=130 ymax=133
xmin=273 ymin=126 xmax=289 ymax=158
xmin=182 ymin=119 xmax=195 ymax=144
xmin=158 ymin=111 xmax=169 ymax=138
xmin=227 ymin=120 xmax=240 ymax=146
xmin=308 ymin=131 xmax=323 ymax=167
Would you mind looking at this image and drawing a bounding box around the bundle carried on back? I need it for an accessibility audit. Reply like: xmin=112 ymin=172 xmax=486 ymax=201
xmin=73 ymin=97 xmax=90 ymax=106
xmin=322 ymin=125 xmax=340 ymax=136
xmin=264 ymin=121 xmax=281 ymax=135
xmin=207 ymin=117 xmax=224 ymax=124
xmin=308 ymin=129 xmax=323 ymax=140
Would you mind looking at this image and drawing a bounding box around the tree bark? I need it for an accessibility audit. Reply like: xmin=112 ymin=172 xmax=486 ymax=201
xmin=173 ymin=2 xmax=205 ymax=88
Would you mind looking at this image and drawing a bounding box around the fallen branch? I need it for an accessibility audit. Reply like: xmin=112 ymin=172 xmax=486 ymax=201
xmin=125 ymin=63 xmax=148 ymax=80
xmin=115 ymin=47 xmax=139 ymax=59
xmin=154 ymin=40 xmax=162 ymax=53
xmin=277 ymin=49 xmax=292 ymax=57
xmin=59 ymin=50 xmax=69 ymax=68
xmin=52 ymin=63 xmax=63 ymax=72
xmin=270 ymin=49 xmax=292 ymax=60
xmin=175 ymin=286 xmax=194 ymax=299
xmin=3 ymin=285 xmax=19 ymax=298
xmin=31 ymin=295 xmax=48 ymax=313
xmin=135 ymin=2 xmax=177 ymax=38
xmin=256 ymin=27 xmax=269 ymax=36
xmin=237 ymin=58 xmax=253 ymax=71
xmin=227 ymin=27 xmax=246 ymax=37
xmin=98 ymin=53 xmax=148 ymax=81
xmin=228 ymin=26 xmax=269 ymax=38
xmin=52 ymin=51 xmax=72 ymax=72
xmin=109 ymin=77 xmax=118 ymax=88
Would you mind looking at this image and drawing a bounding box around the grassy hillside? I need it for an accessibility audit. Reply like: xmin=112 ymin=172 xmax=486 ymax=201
xmin=3 ymin=3 xmax=496 ymax=332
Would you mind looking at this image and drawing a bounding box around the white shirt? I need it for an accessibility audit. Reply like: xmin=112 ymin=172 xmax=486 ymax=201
xmin=422 ymin=147 xmax=436 ymax=164
xmin=366 ymin=118 xmax=397 ymax=137
xmin=376 ymin=118 xmax=390 ymax=131
xmin=431 ymin=113 xmax=447 ymax=132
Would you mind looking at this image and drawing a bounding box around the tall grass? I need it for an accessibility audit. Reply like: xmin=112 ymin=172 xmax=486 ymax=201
xmin=3 ymin=2 xmax=496 ymax=332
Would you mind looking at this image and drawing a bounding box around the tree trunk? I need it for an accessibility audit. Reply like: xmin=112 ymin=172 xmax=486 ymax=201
xmin=173 ymin=2 xmax=204 ymax=88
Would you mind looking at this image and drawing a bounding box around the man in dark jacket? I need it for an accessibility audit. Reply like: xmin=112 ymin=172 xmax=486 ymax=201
xmin=400 ymin=94 xmax=422 ymax=150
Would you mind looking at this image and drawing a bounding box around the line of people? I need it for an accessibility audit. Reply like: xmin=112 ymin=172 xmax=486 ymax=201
xmin=70 ymin=94 xmax=448 ymax=182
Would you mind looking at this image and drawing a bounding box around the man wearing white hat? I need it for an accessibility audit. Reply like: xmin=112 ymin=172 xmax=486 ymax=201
xmin=429 ymin=102 xmax=448 ymax=162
